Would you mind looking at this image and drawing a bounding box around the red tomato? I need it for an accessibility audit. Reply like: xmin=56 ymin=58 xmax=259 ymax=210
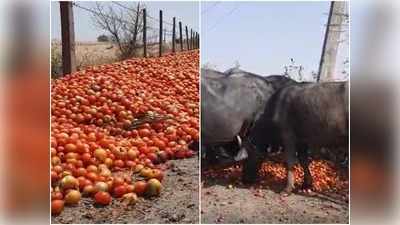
xmin=138 ymin=128 xmax=151 ymax=137
xmin=126 ymin=184 xmax=135 ymax=193
xmin=51 ymin=171 xmax=59 ymax=183
xmin=114 ymin=159 xmax=124 ymax=168
xmin=76 ymin=168 xmax=87 ymax=177
xmin=51 ymin=200 xmax=64 ymax=215
xmin=185 ymin=150 xmax=195 ymax=158
xmin=134 ymin=181 xmax=147 ymax=196
xmin=113 ymin=185 xmax=127 ymax=198
xmin=175 ymin=150 xmax=186 ymax=159
xmin=86 ymin=172 xmax=98 ymax=182
xmin=94 ymin=191 xmax=112 ymax=205
xmin=158 ymin=151 xmax=169 ymax=162
xmin=65 ymin=143 xmax=77 ymax=152
xmin=51 ymin=191 xmax=64 ymax=201
xmin=125 ymin=160 xmax=135 ymax=168
xmin=81 ymin=153 xmax=91 ymax=163
xmin=113 ymin=177 xmax=124 ymax=187
xmin=147 ymin=153 xmax=158 ymax=163
xmin=152 ymin=169 xmax=164 ymax=182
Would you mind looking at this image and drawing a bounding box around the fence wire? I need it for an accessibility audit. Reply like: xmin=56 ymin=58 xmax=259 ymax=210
xmin=69 ymin=2 xmax=198 ymax=59
xmin=73 ymin=2 xmax=197 ymax=40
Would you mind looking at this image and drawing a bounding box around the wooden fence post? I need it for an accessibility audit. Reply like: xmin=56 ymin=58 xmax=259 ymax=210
xmin=190 ymin=29 xmax=193 ymax=50
xmin=193 ymin=32 xmax=196 ymax=49
xmin=179 ymin=22 xmax=183 ymax=51
xmin=196 ymin=32 xmax=198 ymax=49
xmin=194 ymin=32 xmax=196 ymax=49
xmin=143 ymin=8 xmax=147 ymax=57
xmin=60 ymin=2 xmax=76 ymax=75
xmin=172 ymin=17 xmax=176 ymax=53
xmin=192 ymin=30 xmax=194 ymax=49
xmin=185 ymin=26 xmax=189 ymax=50
xmin=159 ymin=10 xmax=163 ymax=57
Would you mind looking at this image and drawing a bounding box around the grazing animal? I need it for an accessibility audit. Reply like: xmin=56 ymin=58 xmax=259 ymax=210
xmin=242 ymin=81 xmax=349 ymax=193
xmin=201 ymin=68 xmax=296 ymax=167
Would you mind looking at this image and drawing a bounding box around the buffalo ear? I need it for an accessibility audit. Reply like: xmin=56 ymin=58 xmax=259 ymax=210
xmin=234 ymin=147 xmax=248 ymax=161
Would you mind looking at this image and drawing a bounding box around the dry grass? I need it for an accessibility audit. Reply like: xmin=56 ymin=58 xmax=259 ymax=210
xmin=51 ymin=40 xmax=192 ymax=78
xmin=51 ymin=41 xmax=118 ymax=77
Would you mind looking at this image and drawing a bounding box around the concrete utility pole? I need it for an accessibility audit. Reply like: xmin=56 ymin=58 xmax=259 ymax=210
xmin=317 ymin=1 xmax=347 ymax=82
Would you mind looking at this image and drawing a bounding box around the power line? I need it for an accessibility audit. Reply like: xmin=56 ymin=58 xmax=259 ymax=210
xmin=112 ymin=2 xmax=157 ymax=22
xmin=112 ymin=1 xmax=174 ymax=27
xmin=111 ymin=1 xmax=140 ymax=14
xmin=207 ymin=3 xmax=239 ymax=32
xmin=72 ymin=2 xmax=136 ymax=27
xmin=201 ymin=2 xmax=220 ymax=15
xmin=111 ymin=2 xmax=195 ymax=33
xmin=73 ymin=2 xmax=197 ymax=35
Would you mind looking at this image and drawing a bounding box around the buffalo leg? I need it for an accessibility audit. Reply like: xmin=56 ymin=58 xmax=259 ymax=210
xmin=242 ymin=139 xmax=263 ymax=184
xmin=234 ymin=135 xmax=248 ymax=161
xmin=206 ymin=146 xmax=217 ymax=164
xmin=283 ymin=134 xmax=297 ymax=194
xmin=284 ymin=162 xmax=296 ymax=193
xmin=297 ymin=143 xmax=313 ymax=190
xmin=201 ymin=145 xmax=215 ymax=169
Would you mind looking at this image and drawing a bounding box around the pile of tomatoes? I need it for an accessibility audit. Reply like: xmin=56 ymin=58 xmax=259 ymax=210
xmin=51 ymin=51 xmax=199 ymax=215
xmin=203 ymin=159 xmax=348 ymax=195
xmin=260 ymin=160 xmax=348 ymax=193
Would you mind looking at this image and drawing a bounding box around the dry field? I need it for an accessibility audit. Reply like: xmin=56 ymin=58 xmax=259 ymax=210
xmin=51 ymin=41 xmax=118 ymax=77
xmin=51 ymin=40 xmax=178 ymax=77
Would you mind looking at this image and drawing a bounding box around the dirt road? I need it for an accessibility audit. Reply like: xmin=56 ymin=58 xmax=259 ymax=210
xmin=201 ymin=163 xmax=349 ymax=224
xmin=52 ymin=156 xmax=199 ymax=224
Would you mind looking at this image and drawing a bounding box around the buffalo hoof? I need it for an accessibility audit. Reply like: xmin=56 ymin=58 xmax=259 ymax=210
xmin=300 ymin=181 xmax=313 ymax=191
xmin=299 ymin=188 xmax=315 ymax=196
xmin=281 ymin=185 xmax=295 ymax=196
xmin=281 ymin=189 xmax=293 ymax=197
xmin=242 ymin=174 xmax=258 ymax=184
xmin=242 ymin=162 xmax=260 ymax=184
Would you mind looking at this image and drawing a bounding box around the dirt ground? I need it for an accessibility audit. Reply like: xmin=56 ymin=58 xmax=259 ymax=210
xmin=52 ymin=156 xmax=199 ymax=224
xmin=201 ymin=163 xmax=349 ymax=224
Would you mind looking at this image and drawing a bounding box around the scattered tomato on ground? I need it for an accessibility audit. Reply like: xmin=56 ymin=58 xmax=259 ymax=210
xmin=203 ymin=158 xmax=348 ymax=196
xmin=202 ymin=157 xmax=349 ymax=223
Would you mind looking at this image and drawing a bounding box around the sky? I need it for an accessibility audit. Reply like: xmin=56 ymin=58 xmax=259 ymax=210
xmin=51 ymin=1 xmax=199 ymax=42
xmin=50 ymin=1 xmax=349 ymax=80
xmin=201 ymin=1 xmax=349 ymax=80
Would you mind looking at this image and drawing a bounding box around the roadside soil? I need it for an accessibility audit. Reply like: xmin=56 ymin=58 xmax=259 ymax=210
xmin=201 ymin=160 xmax=349 ymax=224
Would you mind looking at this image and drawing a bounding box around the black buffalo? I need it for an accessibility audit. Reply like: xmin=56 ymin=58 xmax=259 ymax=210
xmin=201 ymin=68 xmax=296 ymax=167
xmin=242 ymin=81 xmax=349 ymax=193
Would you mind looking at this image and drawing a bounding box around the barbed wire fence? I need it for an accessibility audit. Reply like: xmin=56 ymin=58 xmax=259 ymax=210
xmin=58 ymin=1 xmax=199 ymax=75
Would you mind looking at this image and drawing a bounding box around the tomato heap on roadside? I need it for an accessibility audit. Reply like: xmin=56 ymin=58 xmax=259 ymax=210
xmin=260 ymin=160 xmax=348 ymax=193
xmin=51 ymin=51 xmax=199 ymax=215
xmin=203 ymin=159 xmax=348 ymax=196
